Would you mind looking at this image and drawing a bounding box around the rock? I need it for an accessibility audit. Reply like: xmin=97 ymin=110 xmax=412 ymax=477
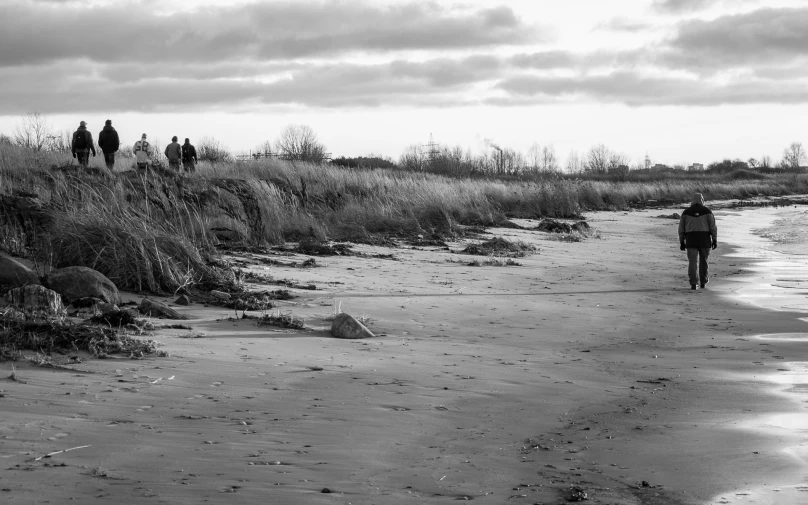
xmin=44 ymin=266 xmax=121 ymax=305
xmin=0 ymin=254 xmax=41 ymax=288
xmin=210 ymin=290 xmax=231 ymax=301
xmin=330 ymin=313 xmax=374 ymax=339
xmin=175 ymin=294 xmax=191 ymax=306
xmin=656 ymin=213 xmax=680 ymax=220
xmin=4 ymin=285 xmax=64 ymax=316
xmin=568 ymin=486 xmax=588 ymax=501
xmin=139 ymin=298 xmax=188 ymax=320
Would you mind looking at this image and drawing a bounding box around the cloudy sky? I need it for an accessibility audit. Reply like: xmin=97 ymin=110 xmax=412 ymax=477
xmin=2 ymin=0 xmax=807 ymax=166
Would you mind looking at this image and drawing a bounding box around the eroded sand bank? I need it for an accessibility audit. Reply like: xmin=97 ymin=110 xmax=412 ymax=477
xmin=1 ymin=208 xmax=806 ymax=505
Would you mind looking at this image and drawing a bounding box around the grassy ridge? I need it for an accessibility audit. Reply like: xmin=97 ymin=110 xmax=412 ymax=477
xmin=2 ymin=145 xmax=806 ymax=293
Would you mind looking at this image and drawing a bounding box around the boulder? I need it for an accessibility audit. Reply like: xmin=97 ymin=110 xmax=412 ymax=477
xmin=44 ymin=266 xmax=121 ymax=305
xmin=139 ymin=298 xmax=188 ymax=320
xmin=0 ymin=255 xmax=41 ymax=288
xmin=4 ymin=285 xmax=64 ymax=316
xmin=330 ymin=313 xmax=375 ymax=339
xmin=175 ymin=294 xmax=191 ymax=306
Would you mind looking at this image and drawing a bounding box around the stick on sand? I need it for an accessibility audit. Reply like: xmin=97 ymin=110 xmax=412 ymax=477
xmin=34 ymin=445 xmax=91 ymax=462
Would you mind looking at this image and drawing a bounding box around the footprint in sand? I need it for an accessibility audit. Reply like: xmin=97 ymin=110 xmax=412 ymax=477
xmin=47 ymin=433 xmax=70 ymax=441
xmin=211 ymin=381 xmax=224 ymax=387
xmin=137 ymin=405 xmax=154 ymax=411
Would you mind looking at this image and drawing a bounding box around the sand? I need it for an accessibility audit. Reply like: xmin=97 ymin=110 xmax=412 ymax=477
xmin=1 ymin=207 xmax=806 ymax=505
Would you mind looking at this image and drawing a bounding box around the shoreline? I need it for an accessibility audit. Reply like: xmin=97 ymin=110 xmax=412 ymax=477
xmin=702 ymin=206 xmax=808 ymax=504
xmin=0 ymin=206 xmax=807 ymax=504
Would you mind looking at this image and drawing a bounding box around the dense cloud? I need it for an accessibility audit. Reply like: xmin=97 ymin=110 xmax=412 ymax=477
xmin=652 ymin=0 xmax=720 ymax=14
xmin=0 ymin=2 xmax=536 ymax=66
xmin=496 ymin=72 xmax=808 ymax=106
xmin=665 ymin=7 xmax=808 ymax=69
xmin=3 ymin=1 xmax=808 ymax=113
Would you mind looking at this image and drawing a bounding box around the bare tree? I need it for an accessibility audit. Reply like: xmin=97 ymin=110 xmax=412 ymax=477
xmin=526 ymin=142 xmax=542 ymax=172
xmin=747 ymin=158 xmax=758 ymax=169
xmin=13 ymin=112 xmax=53 ymax=151
xmin=566 ymin=150 xmax=582 ymax=173
xmin=584 ymin=144 xmax=610 ymax=173
xmin=541 ymin=145 xmax=558 ymax=173
xmin=399 ymin=144 xmax=425 ymax=171
xmin=781 ymin=142 xmax=806 ymax=169
xmin=759 ymin=155 xmax=773 ymax=169
xmin=274 ymin=124 xmax=327 ymax=163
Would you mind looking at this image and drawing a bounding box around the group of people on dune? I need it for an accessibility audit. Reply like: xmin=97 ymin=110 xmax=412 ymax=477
xmin=70 ymin=120 xmax=198 ymax=173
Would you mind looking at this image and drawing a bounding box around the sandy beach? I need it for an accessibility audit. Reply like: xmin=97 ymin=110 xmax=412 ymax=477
xmin=1 ymin=206 xmax=807 ymax=505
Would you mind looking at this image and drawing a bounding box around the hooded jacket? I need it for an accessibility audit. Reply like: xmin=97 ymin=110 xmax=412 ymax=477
xmin=98 ymin=125 xmax=120 ymax=154
xmin=678 ymin=203 xmax=717 ymax=249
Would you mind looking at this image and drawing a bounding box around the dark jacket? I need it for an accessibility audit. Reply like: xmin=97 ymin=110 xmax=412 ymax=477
xmin=182 ymin=142 xmax=197 ymax=162
xmin=71 ymin=126 xmax=96 ymax=155
xmin=97 ymin=125 xmax=120 ymax=154
xmin=678 ymin=203 xmax=717 ymax=248
xmin=165 ymin=142 xmax=182 ymax=161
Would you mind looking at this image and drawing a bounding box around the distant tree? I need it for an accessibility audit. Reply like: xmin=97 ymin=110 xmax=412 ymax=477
xmin=707 ymin=158 xmax=748 ymax=173
xmin=566 ymin=150 xmax=582 ymax=173
xmin=584 ymin=144 xmax=610 ymax=173
xmin=759 ymin=155 xmax=773 ymax=169
xmin=781 ymin=142 xmax=806 ymax=169
xmin=331 ymin=156 xmax=397 ymax=169
xmin=0 ymin=133 xmax=12 ymax=145
xmin=254 ymin=140 xmax=274 ymax=157
xmin=13 ymin=112 xmax=53 ymax=152
xmin=747 ymin=158 xmax=758 ymax=169
xmin=197 ymin=136 xmax=232 ymax=163
xmin=399 ymin=144 xmax=425 ymax=171
xmin=541 ymin=145 xmax=559 ymax=173
xmin=526 ymin=142 xmax=542 ymax=171
xmin=274 ymin=124 xmax=327 ymax=163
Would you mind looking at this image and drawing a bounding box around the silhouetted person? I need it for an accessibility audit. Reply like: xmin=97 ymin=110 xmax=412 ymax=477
xmin=97 ymin=119 xmax=120 ymax=170
xmin=182 ymin=138 xmax=197 ymax=173
xmin=679 ymin=193 xmax=718 ymax=290
xmin=71 ymin=120 xmax=96 ymax=167
xmin=133 ymin=133 xmax=152 ymax=170
xmin=165 ymin=136 xmax=182 ymax=171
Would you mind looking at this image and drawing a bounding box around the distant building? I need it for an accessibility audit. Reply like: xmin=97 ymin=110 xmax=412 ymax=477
xmin=653 ymin=163 xmax=668 ymax=171
xmin=688 ymin=163 xmax=704 ymax=171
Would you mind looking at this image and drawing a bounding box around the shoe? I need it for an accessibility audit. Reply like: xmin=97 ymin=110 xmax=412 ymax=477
xmin=691 ymin=284 xmax=697 ymax=290
xmin=700 ymin=283 xmax=706 ymax=289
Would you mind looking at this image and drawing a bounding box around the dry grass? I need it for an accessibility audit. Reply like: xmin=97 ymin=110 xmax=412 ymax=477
xmin=1 ymin=144 xmax=807 ymax=297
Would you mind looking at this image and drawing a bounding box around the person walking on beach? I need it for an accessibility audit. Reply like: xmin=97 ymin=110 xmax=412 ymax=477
xmin=97 ymin=119 xmax=120 ymax=171
xmin=71 ymin=121 xmax=96 ymax=167
xmin=133 ymin=133 xmax=152 ymax=170
xmin=165 ymin=136 xmax=182 ymax=171
xmin=182 ymin=138 xmax=197 ymax=173
xmin=679 ymin=193 xmax=718 ymax=290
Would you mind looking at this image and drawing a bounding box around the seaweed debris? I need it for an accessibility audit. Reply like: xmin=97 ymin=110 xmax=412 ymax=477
xmin=0 ymin=317 xmax=161 ymax=360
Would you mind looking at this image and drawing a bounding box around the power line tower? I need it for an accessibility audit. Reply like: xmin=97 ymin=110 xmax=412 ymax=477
xmin=423 ymin=133 xmax=439 ymax=166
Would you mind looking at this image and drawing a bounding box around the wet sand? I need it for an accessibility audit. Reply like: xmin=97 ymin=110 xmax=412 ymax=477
xmin=1 ymin=207 xmax=807 ymax=504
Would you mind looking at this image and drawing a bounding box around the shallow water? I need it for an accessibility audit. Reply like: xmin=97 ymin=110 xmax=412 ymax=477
xmin=707 ymin=205 xmax=808 ymax=505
